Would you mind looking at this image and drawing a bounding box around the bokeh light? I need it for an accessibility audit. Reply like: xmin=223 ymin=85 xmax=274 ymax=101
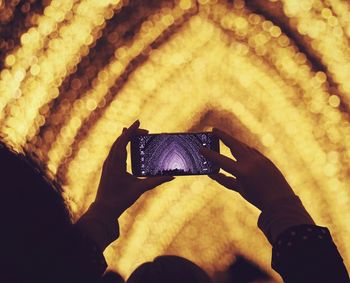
xmin=1 ymin=0 xmax=350 ymax=281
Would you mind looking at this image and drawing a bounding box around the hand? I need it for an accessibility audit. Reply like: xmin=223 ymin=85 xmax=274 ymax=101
xmin=95 ymin=120 xmax=175 ymax=219
xmin=200 ymin=128 xmax=296 ymax=211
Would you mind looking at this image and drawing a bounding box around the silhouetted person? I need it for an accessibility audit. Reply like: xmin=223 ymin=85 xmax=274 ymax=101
xmin=100 ymin=271 xmax=124 ymax=283
xmin=82 ymin=120 xmax=349 ymax=283
xmin=0 ymin=140 xmax=111 ymax=283
xmin=213 ymin=255 xmax=272 ymax=283
xmin=200 ymin=128 xmax=350 ymax=283
xmin=0 ymin=121 xmax=172 ymax=283
xmin=2 ymin=119 xmax=350 ymax=283
xmin=126 ymin=255 xmax=212 ymax=283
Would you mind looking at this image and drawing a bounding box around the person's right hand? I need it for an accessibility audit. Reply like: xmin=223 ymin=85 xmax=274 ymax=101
xmin=200 ymin=128 xmax=296 ymax=211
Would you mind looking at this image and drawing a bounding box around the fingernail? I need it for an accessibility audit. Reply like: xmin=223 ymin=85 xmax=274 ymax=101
xmin=130 ymin=119 xmax=140 ymax=128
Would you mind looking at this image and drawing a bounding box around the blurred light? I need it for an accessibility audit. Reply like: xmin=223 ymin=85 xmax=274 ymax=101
xmin=1 ymin=0 xmax=350 ymax=282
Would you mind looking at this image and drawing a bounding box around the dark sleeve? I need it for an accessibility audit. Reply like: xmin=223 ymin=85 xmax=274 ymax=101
xmin=271 ymin=224 xmax=350 ymax=283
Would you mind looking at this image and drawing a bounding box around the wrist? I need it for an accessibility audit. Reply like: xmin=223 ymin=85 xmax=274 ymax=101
xmin=93 ymin=198 xmax=126 ymax=220
xmin=76 ymin=202 xmax=120 ymax=251
xmin=258 ymin=195 xmax=315 ymax=244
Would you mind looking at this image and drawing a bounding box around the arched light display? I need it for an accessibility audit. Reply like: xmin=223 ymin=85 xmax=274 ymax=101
xmin=1 ymin=0 xmax=350 ymax=281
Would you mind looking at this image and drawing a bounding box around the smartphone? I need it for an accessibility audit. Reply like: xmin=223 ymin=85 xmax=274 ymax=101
xmin=131 ymin=132 xmax=220 ymax=177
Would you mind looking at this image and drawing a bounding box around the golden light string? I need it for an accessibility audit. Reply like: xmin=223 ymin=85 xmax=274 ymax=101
xmin=1 ymin=0 xmax=350 ymax=281
xmin=97 ymin=22 xmax=272 ymax=277
xmin=211 ymin=0 xmax=347 ymax=119
xmin=227 ymin=66 xmax=338 ymax=226
xmin=46 ymin=3 xmax=190 ymax=175
xmin=0 ymin=0 xmax=124 ymax=145
xmin=329 ymin=0 xmax=350 ymax=38
xmin=102 ymin=3 xmax=350 ymax=278
xmin=63 ymin=14 xmax=216 ymax=216
xmin=54 ymin=0 xmax=350 ymax=278
xmin=208 ymin=4 xmax=350 ymax=259
xmin=0 ymin=0 xmax=77 ymax=120
xmin=31 ymin=1 xmax=172 ymax=161
xmin=212 ymin=64 xmax=325 ymax=243
xmin=211 ymin=0 xmax=349 ymax=194
xmin=63 ymin=16 xmax=260 ymax=278
xmin=211 ymin=72 xmax=348 ymax=272
xmin=110 ymin=28 xmax=241 ymax=276
xmin=281 ymin=0 xmax=350 ymax=101
xmin=53 ymin=29 xmax=205 ymax=199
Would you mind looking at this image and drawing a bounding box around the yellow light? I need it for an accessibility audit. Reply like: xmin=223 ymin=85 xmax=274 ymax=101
xmin=329 ymin=95 xmax=341 ymax=108
xmin=5 ymin=54 xmax=16 ymax=67
xmin=1 ymin=0 xmax=350 ymax=281
xmin=179 ymin=0 xmax=193 ymax=10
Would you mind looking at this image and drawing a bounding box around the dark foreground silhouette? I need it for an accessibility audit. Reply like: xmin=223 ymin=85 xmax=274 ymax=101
xmin=1 ymin=120 xmax=349 ymax=283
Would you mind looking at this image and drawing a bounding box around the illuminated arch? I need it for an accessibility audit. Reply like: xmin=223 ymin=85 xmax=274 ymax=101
xmin=1 ymin=0 xmax=350 ymax=281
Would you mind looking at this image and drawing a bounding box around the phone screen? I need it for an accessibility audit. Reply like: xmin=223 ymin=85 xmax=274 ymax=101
xmin=131 ymin=132 xmax=220 ymax=176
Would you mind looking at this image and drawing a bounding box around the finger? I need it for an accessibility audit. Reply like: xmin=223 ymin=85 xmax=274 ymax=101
xmin=116 ymin=120 xmax=140 ymax=148
xmin=208 ymin=173 xmax=241 ymax=193
xmin=123 ymin=127 xmax=148 ymax=136
xmin=139 ymin=176 xmax=175 ymax=192
xmin=200 ymin=147 xmax=241 ymax=177
xmin=213 ymin=128 xmax=248 ymax=159
xmin=112 ymin=128 xmax=147 ymax=171
xmin=110 ymin=120 xmax=140 ymax=170
xmin=113 ymin=121 xmax=139 ymax=152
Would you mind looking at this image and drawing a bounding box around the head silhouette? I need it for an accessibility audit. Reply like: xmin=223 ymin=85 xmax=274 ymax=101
xmin=0 ymin=141 xmax=72 ymax=282
xmin=126 ymin=255 xmax=213 ymax=283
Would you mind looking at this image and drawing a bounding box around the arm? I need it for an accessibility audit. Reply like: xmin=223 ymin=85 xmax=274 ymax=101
xmin=271 ymin=224 xmax=349 ymax=283
xmin=76 ymin=120 xmax=174 ymax=250
xmin=201 ymin=128 xmax=350 ymax=283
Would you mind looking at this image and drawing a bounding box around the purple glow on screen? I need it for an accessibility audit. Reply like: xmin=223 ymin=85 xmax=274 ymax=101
xmin=137 ymin=133 xmax=217 ymax=176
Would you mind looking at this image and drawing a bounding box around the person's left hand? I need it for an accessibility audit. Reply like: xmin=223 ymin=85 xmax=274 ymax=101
xmin=95 ymin=120 xmax=175 ymax=219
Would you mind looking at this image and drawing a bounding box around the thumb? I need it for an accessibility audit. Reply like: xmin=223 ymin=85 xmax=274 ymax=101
xmin=140 ymin=176 xmax=175 ymax=192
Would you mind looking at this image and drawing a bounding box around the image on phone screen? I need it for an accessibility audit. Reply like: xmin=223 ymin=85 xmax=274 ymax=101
xmin=131 ymin=132 xmax=220 ymax=177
